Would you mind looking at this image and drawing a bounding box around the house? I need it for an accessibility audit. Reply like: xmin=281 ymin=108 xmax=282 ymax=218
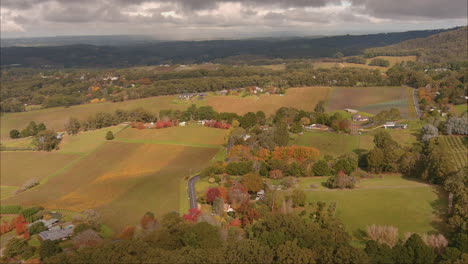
xmin=216 ymin=89 xmax=228 ymax=95
xmin=39 ymin=228 xmax=73 ymax=241
xmin=178 ymin=94 xmax=193 ymax=100
xmin=243 ymin=134 xmax=251 ymax=141
xmin=304 ymin=124 xmax=330 ymax=131
xmin=255 ymin=190 xmax=265 ymax=200
xmin=344 ymin=109 xmax=358 ymax=114
xmin=255 ymin=86 xmax=263 ymax=93
xmin=28 ymin=218 xmax=59 ymax=229
xmin=383 ymin=122 xmax=408 ymax=129
xmin=56 ymin=133 xmax=65 ymax=140
xmin=352 ymin=114 xmax=369 ymax=122
xmin=179 ymin=121 xmax=187 ymax=127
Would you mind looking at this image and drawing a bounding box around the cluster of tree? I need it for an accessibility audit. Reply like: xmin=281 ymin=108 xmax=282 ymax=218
xmin=9 ymin=121 xmax=47 ymax=139
xmin=369 ymin=58 xmax=390 ymax=67
xmin=371 ymin=108 xmax=401 ymax=124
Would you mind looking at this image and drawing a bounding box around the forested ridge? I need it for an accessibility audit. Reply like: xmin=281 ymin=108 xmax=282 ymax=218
xmin=365 ymin=26 xmax=468 ymax=63
xmin=0 ymin=28 xmax=452 ymax=67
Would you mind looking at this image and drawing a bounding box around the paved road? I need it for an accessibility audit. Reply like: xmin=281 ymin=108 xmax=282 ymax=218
xmin=188 ymin=175 xmax=200 ymax=209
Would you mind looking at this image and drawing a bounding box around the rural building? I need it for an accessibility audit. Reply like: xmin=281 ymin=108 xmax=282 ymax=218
xmin=178 ymin=94 xmax=193 ymax=100
xmin=352 ymin=114 xmax=369 ymax=122
xmin=304 ymin=124 xmax=330 ymax=131
xmin=256 ymin=190 xmax=265 ymax=200
xmin=39 ymin=227 xmax=73 ymax=241
xmin=179 ymin=121 xmax=187 ymax=126
xmin=216 ymin=89 xmax=228 ymax=95
xmin=28 ymin=218 xmax=59 ymax=229
xmin=383 ymin=122 xmax=408 ymax=129
xmin=344 ymin=109 xmax=359 ymax=114
xmin=56 ymin=132 xmax=65 ymax=140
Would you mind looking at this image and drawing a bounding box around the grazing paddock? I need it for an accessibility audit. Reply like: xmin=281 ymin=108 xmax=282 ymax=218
xmin=58 ymin=124 xmax=128 ymax=154
xmin=260 ymin=64 xmax=286 ymax=70
xmin=0 ymin=95 xmax=185 ymax=139
xmin=207 ymin=87 xmax=330 ymax=115
xmin=439 ymin=136 xmax=468 ymax=171
xmin=0 ymin=186 xmax=17 ymax=200
xmin=116 ymin=126 xmax=228 ymax=147
xmin=0 ymin=151 xmax=79 ymax=187
xmin=299 ymin=174 xmax=446 ymax=237
xmin=328 ymin=86 xmax=412 ymax=117
xmin=452 ymin=104 xmax=467 ymax=116
xmin=292 ymin=131 xmax=360 ymax=157
xmin=0 ymin=137 xmax=34 ymax=149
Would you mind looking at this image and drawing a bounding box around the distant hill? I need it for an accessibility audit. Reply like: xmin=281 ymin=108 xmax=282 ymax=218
xmin=0 ymin=35 xmax=163 ymax=48
xmin=0 ymin=28 xmax=454 ymax=68
xmin=364 ymin=26 xmax=467 ymax=63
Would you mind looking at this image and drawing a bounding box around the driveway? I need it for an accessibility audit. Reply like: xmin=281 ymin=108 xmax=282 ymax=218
xmin=188 ymin=175 xmax=200 ymax=209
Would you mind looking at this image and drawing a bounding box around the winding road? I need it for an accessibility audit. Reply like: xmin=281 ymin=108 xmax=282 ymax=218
xmin=188 ymin=175 xmax=200 ymax=209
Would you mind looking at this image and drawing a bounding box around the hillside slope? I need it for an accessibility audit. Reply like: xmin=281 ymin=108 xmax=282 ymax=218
xmin=365 ymin=26 xmax=468 ymax=63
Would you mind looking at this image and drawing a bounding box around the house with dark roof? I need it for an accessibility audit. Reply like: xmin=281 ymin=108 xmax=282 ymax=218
xmin=39 ymin=228 xmax=73 ymax=241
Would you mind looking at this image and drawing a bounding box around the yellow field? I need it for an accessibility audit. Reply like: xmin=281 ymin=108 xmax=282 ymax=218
xmin=116 ymin=126 xmax=228 ymax=146
xmin=314 ymin=62 xmax=385 ymax=71
xmin=367 ymin=56 xmax=417 ymax=66
xmin=0 ymin=151 xmax=79 ymax=187
xmin=207 ymin=87 xmax=330 ymax=115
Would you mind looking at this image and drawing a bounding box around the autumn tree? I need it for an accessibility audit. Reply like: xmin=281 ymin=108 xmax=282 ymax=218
xmin=291 ymin=189 xmax=306 ymax=207
xmin=105 ymin=131 xmax=114 ymax=140
xmin=269 ymin=169 xmax=284 ymax=179
xmin=241 ymin=173 xmax=263 ymax=193
xmin=33 ymin=130 xmax=61 ymax=151
xmin=228 ymin=183 xmax=249 ymax=209
xmin=228 ymin=145 xmax=254 ymax=162
xmin=206 ymin=188 xmax=221 ymax=203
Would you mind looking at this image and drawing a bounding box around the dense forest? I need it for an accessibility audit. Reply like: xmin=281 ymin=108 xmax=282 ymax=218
xmin=365 ymin=26 xmax=468 ymax=63
xmin=0 ymin=28 xmax=452 ymax=67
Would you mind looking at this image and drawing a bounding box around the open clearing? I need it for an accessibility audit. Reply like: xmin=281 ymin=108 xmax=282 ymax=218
xmin=206 ymin=87 xmax=330 ymax=115
xmin=300 ymin=174 xmax=446 ymax=236
xmin=328 ymin=86 xmax=413 ymax=118
xmin=0 ymin=151 xmax=79 ymax=187
xmin=116 ymin=126 xmax=228 ymax=147
xmin=439 ymin=136 xmax=468 ymax=170
xmin=314 ymin=56 xmax=416 ymax=71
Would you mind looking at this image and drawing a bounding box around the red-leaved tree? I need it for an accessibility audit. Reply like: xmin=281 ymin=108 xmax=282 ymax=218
xmin=183 ymin=208 xmax=201 ymax=222
xmin=206 ymin=188 xmax=221 ymax=203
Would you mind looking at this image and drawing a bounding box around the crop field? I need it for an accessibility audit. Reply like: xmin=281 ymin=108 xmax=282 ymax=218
xmin=328 ymin=86 xmax=412 ymax=117
xmin=452 ymin=104 xmax=467 ymax=116
xmin=299 ymin=174 xmax=446 ymax=236
xmin=116 ymin=126 xmax=228 ymax=147
xmin=439 ymin=136 xmax=468 ymax=170
xmin=58 ymin=124 xmax=128 ymax=154
xmin=0 ymin=151 xmax=79 ymax=187
xmin=2 ymin=140 xmax=219 ymax=230
xmin=207 ymin=87 xmax=330 ymax=115
xmin=0 ymin=95 xmax=186 ymax=139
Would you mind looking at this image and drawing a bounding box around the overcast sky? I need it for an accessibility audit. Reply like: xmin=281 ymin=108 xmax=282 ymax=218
xmin=1 ymin=0 xmax=467 ymax=39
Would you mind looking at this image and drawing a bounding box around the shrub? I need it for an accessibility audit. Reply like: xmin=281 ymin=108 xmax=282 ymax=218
xmin=105 ymin=131 xmax=114 ymax=140
xmin=325 ymin=171 xmax=356 ymax=189
xmin=9 ymin=129 xmax=21 ymax=139
xmin=28 ymin=221 xmax=46 ymax=235
xmin=369 ymin=58 xmax=390 ymax=67
xmin=39 ymin=240 xmax=62 ymax=260
xmin=312 ymin=160 xmax=332 ymax=176
xmin=269 ymin=169 xmax=284 ymax=179
xmin=225 ymin=161 xmax=253 ymax=175
xmin=366 ymin=225 xmax=399 ymax=247
xmin=290 ymin=189 xmax=306 ymax=207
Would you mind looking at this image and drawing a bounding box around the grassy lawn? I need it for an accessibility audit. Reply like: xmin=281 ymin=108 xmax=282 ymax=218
xmin=299 ymin=174 xmax=446 ymax=237
xmin=58 ymin=124 xmax=128 ymax=154
xmin=292 ymin=130 xmax=360 ymax=157
xmin=452 ymin=104 xmax=467 ymax=116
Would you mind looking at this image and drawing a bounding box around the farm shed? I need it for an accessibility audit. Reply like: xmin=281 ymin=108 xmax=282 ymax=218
xmin=39 ymin=228 xmax=73 ymax=241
